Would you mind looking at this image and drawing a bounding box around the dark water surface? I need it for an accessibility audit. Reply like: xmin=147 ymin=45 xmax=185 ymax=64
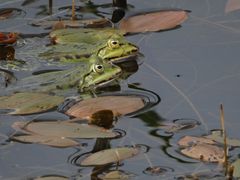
xmin=0 ymin=0 xmax=240 ymax=179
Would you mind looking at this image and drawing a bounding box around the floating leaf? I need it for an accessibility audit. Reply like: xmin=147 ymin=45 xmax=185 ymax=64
xmin=66 ymin=95 xmax=145 ymax=119
xmin=119 ymin=10 xmax=188 ymax=34
xmin=34 ymin=175 xmax=68 ymax=180
xmin=0 ymin=93 xmax=64 ymax=115
xmin=0 ymin=32 xmax=17 ymax=44
xmin=232 ymin=158 xmax=240 ymax=178
xmin=12 ymin=134 xmax=79 ymax=148
xmin=102 ymin=170 xmax=130 ymax=180
xmin=20 ymin=121 xmax=118 ymax=139
xmin=181 ymin=143 xmax=224 ymax=163
xmin=225 ymin=0 xmax=240 ymax=13
xmin=178 ymin=136 xmax=216 ymax=147
xmin=81 ymin=147 xmax=139 ymax=166
xmin=205 ymin=130 xmax=240 ymax=147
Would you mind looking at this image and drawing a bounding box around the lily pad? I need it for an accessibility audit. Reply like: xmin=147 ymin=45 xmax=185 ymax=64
xmin=0 ymin=92 xmax=64 ymax=115
xmin=34 ymin=175 xmax=68 ymax=180
xmin=12 ymin=134 xmax=79 ymax=148
xmin=205 ymin=130 xmax=240 ymax=147
xmin=119 ymin=10 xmax=188 ymax=34
xmin=81 ymin=147 xmax=139 ymax=166
xmin=65 ymin=95 xmax=145 ymax=119
xmin=232 ymin=158 xmax=240 ymax=178
xmin=18 ymin=121 xmax=118 ymax=139
xmin=102 ymin=170 xmax=130 ymax=180
xmin=181 ymin=143 xmax=224 ymax=163
xmin=178 ymin=136 xmax=216 ymax=147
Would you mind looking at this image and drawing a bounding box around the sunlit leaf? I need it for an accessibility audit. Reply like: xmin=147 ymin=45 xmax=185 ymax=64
xmin=205 ymin=130 xmax=240 ymax=147
xmin=181 ymin=143 xmax=224 ymax=163
xmin=66 ymin=95 xmax=145 ymax=119
xmin=178 ymin=136 xmax=216 ymax=147
xmin=103 ymin=170 xmax=130 ymax=180
xmin=119 ymin=10 xmax=188 ymax=34
xmin=225 ymin=0 xmax=240 ymax=13
xmin=81 ymin=147 xmax=139 ymax=166
xmin=12 ymin=134 xmax=79 ymax=148
xmin=232 ymin=158 xmax=240 ymax=178
xmin=20 ymin=121 xmax=118 ymax=139
xmin=0 ymin=93 xmax=64 ymax=115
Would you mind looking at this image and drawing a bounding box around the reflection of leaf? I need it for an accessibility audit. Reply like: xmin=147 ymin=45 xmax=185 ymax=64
xmin=66 ymin=96 xmax=145 ymax=119
xmin=12 ymin=135 xmax=79 ymax=148
xmin=225 ymin=0 xmax=240 ymax=13
xmin=232 ymin=158 xmax=240 ymax=178
xmin=18 ymin=121 xmax=118 ymax=139
xmin=119 ymin=10 xmax=188 ymax=34
xmin=205 ymin=130 xmax=240 ymax=147
xmin=81 ymin=147 xmax=139 ymax=166
xmin=0 ymin=93 xmax=64 ymax=115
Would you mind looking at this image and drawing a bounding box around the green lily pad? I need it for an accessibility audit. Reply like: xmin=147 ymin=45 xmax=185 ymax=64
xmin=18 ymin=121 xmax=118 ymax=139
xmin=66 ymin=95 xmax=145 ymax=119
xmin=12 ymin=134 xmax=79 ymax=148
xmin=232 ymin=158 xmax=240 ymax=178
xmin=81 ymin=147 xmax=139 ymax=166
xmin=205 ymin=130 xmax=240 ymax=147
xmin=0 ymin=92 xmax=64 ymax=115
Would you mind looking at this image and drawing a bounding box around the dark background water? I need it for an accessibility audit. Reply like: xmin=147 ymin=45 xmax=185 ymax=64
xmin=0 ymin=0 xmax=240 ymax=179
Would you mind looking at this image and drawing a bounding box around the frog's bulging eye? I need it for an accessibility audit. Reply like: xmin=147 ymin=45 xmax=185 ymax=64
xmin=108 ymin=39 xmax=120 ymax=49
xmin=93 ymin=64 xmax=104 ymax=73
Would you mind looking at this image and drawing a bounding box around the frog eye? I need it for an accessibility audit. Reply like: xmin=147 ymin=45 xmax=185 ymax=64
xmin=108 ymin=39 xmax=120 ymax=49
xmin=93 ymin=64 xmax=104 ymax=73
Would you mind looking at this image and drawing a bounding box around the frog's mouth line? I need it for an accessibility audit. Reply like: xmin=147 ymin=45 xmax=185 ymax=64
xmin=104 ymin=49 xmax=139 ymax=63
xmin=95 ymin=70 xmax=122 ymax=88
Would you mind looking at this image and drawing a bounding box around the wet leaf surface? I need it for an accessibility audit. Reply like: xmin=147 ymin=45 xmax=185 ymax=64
xmin=119 ymin=10 xmax=188 ymax=34
xmin=16 ymin=121 xmax=118 ymax=139
xmin=178 ymin=135 xmax=216 ymax=147
xmin=81 ymin=147 xmax=139 ymax=166
xmin=65 ymin=95 xmax=145 ymax=119
xmin=180 ymin=143 xmax=224 ymax=163
xmin=12 ymin=134 xmax=79 ymax=148
xmin=0 ymin=93 xmax=64 ymax=115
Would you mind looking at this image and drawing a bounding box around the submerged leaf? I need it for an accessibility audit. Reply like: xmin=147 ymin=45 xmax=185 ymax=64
xmin=81 ymin=147 xmax=139 ymax=166
xmin=119 ymin=10 xmax=188 ymax=34
xmin=20 ymin=121 xmax=118 ymax=139
xmin=66 ymin=95 xmax=145 ymax=119
xmin=0 ymin=93 xmax=64 ymax=115
xmin=12 ymin=134 xmax=79 ymax=148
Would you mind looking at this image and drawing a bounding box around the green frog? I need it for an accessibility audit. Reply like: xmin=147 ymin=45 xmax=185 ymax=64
xmin=4 ymin=56 xmax=122 ymax=95
xmin=39 ymin=28 xmax=139 ymax=64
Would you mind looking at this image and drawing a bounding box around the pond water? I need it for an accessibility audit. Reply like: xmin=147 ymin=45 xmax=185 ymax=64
xmin=1 ymin=0 xmax=240 ymax=179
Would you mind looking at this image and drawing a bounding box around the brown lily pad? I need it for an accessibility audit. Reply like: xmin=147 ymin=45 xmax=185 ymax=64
xmin=65 ymin=95 xmax=145 ymax=119
xmin=178 ymin=136 xmax=216 ymax=147
xmin=119 ymin=10 xmax=188 ymax=34
xmin=81 ymin=147 xmax=139 ymax=166
xmin=181 ymin=143 xmax=224 ymax=163
xmin=0 ymin=93 xmax=64 ymax=115
xmin=0 ymin=32 xmax=17 ymax=44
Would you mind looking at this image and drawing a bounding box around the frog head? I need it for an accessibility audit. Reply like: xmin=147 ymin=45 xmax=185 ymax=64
xmin=97 ymin=37 xmax=139 ymax=63
xmin=79 ymin=59 xmax=122 ymax=92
